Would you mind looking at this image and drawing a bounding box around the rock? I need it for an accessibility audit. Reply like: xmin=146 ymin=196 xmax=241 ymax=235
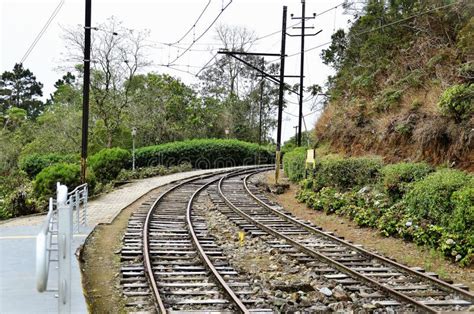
xmin=308 ymin=305 xmax=329 ymax=313
xmin=319 ymin=287 xmax=333 ymax=297
xmin=307 ymin=291 xmax=325 ymax=303
xmin=363 ymin=303 xmax=377 ymax=310
xmin=333 ymin=285 xmax=350 ymax=301
xmin=468 ymin=305 xmax=474 ymax=312
xmin=328 ymin=302 xmax=345 ymax=311
xmin=358 ymin=186 xmax=371 ymax=194
xmin=272 ymin=297 xmax=287 ymax=306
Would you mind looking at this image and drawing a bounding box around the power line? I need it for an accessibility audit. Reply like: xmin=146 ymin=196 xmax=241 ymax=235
xmin=170 ymin=0 xmax=212 ymax=45
xmin=271 ymin=1 xmax=461 ymax=62
xmin=167 ymin=0 xmax=233 ymax=66
xmin=20 ymin=0 xmax=64 ymax=64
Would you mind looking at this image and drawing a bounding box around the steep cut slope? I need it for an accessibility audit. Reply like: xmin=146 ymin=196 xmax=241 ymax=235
xmin=315 ymin=0 xmax=473 ymax=171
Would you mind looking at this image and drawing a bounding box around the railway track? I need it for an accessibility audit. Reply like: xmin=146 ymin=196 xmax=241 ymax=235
xmin=120 ymin=167 xmax=273 ymax=313
xmin=211 ymin=169 xmax=474 ymax=313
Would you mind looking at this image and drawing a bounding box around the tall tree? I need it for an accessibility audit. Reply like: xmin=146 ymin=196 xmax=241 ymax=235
xmin=0 ymin=63 xmax=45 ymax=119
xmin=62 ymin=17 xmax=150 ymax=147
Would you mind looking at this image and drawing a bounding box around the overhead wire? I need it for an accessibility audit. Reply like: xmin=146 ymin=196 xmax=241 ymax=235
xmin=169 ymin=0 xmax=212 ymax=45
xmin=270 ymin=1 xmax=460 ymax=62
xmin=20 ymin=0 xmax=65 ymax=64
xmin=167 ymin=0 xmax=233 ymax=66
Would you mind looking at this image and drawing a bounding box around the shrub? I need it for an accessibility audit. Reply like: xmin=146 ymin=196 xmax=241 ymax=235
xmin=438 ymin=83 xmax=474 ymax=122
xmin=135 ymin=139 xmax=274 ymax=169
xmin=116 ymin=162 xmax=193 ymax=181
xmin=312 ymin=155 xmax=383 ymax=191
xmin=283 ymin=147 xmax=307 ymax=182
xmin=19 ymin=153 xmax=79 ymax=178
xmin=34 ymin=163 xmax=96 ymax=200
xmin=375 ymin=88 xmax=403 ymax=111
xmin=450 ymin=186 xmax=474 ymax=234
xmin=89 ymin=147 xmax=131 ymax=182
xmin=380 ymin=162 xmax=433 ymax=200
xmin=403 ymin=169 xmax=473 ymax=230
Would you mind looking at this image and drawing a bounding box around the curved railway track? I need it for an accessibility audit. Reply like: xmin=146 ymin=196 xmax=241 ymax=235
xmin=213 ymin=169 xmax=474 ymax=313
xmin=121 ymin=167 xmax=273 ymax=313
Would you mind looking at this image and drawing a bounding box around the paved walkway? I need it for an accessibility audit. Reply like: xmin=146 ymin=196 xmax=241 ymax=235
xmin=0 ymin=167 xmax=245 ymax=313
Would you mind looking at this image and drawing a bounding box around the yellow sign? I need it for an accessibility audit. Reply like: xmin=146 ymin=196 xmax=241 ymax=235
xmin=306 ymin=149 xmax=315 ymax=168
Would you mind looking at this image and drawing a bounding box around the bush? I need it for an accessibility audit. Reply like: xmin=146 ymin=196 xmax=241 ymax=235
xmin=116 ymin=162 xmax=193 ymax=181
xmin=438 ymin=83 xmax=474 ymax=122
xmin=380 ymin=162 xmax=433 ymax=200
xmin=19 ymin=153 xmax=79 ymax=178
xmin=89 ymin=147 xmax=131 ymax=182
xmin=450 ymin=186 xmax=474 ymax=234
xmin=283 ymin=147 xmax=307 ymax=182
xmin=135 ymin=139 xmax=274 ymax=169
xmin=403 ymin=169 xmax=473 ymax=230
xmin=312 ymin=155 xmax=383 ymax=191
xmin=34 ymin=163 xmax=96 ymax=200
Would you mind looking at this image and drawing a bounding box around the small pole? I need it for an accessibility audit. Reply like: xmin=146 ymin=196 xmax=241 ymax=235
xmin=80 ymin=0 xmax=92 ymax=184
xmin=294 ymin=125 xmax=298 ymax=145
xmin=275 ymin=6 xmax=287 ymax=184
xmin=57 ymin=183 xmax=71 ymax=313
xmin=131 ymin=127 xmax=137 ymax=171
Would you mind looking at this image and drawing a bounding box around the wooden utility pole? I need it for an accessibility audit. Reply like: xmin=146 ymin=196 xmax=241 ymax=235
xmin=275 ymin=5 xmax=287 ymax=184
xmin=81 ymin=0 xmax=91 ymax=184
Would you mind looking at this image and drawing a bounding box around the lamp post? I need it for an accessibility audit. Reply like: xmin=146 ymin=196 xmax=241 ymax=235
xmin=131 ymin=127 xmax=137 ymax=171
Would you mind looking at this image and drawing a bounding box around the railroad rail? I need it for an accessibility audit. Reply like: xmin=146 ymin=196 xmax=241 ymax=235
xmin=213 ymin=169 xmax=473 ymax=313
xmin=120 ymin=167 xmax=273 ymax=313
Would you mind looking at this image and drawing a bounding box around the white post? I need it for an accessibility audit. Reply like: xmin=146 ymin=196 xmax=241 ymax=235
xmin=57 ymin=184 xmax=71 ymax=313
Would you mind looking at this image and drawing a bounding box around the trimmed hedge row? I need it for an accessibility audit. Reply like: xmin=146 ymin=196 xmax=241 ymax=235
xmin=19 ymin=153 xmax=79 ymax=178
xmin=135 ymin=139 xmax=274 ymax=169
xmin=282 ymin=147 xmax=307 ymax=182
xmin=89 ymin=147 xmax=131 ymax=182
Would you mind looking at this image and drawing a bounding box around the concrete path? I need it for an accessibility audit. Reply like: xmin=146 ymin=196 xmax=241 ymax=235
xmin=0 ymin=167 xmax=245 ymax=313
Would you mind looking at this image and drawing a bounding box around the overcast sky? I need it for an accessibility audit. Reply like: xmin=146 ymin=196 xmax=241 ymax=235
xmin=1 ymin=0 xmax=350 ymax=143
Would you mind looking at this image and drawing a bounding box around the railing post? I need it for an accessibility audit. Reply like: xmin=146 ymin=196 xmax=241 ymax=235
xmin=57 ymin=184 xmax=71 ymax=313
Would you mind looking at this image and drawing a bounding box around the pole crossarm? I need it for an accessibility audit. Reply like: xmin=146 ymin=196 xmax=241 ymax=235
xmin=217 ymin=50 xmax=300 ymax=96
xmin=218 ymin=50 xmax=282 ymax=57
xmin=287 ymin=29 xmax=322 ymax=37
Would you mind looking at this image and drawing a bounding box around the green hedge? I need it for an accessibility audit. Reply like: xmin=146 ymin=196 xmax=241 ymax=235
xmin=34 ymin=163 xmax=96 ymax=200
xmin=19 ymin=153 xmax=79 ymax=178
xmin=404 ymin=169 xmax=473 ymax=229
xmin=89 ymin=148 xmax=131 ymax=182
xmin=135 ymin=139 xmax=274 ymax=169
xmin=381 ymin=162 xmax=433 ymax=200
xmin=283 ymin=147 xmax=307 ymax=182
xmin=312 ymin=155 xmax=383 ymax=191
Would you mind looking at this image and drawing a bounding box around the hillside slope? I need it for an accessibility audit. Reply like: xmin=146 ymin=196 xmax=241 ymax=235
xmin=315 ymin=0 xmax=473 ymax=171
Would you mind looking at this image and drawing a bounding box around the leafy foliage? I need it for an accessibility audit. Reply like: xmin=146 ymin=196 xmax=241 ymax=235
xmin=403 ymin=169 xmax=473 ymax=228
xmin=282 ymin=147 xmax=307 ymax=182
xmin=0 ymin=63 xmax=45 ymax=120
xmin=135 ymin=139 xmax=274 ymax=169
xmin=438 ymin=83 xmax=474 ymax=122
xmin=19 ymin=153 xmax=79 ymax=178
xmin=89 ymin=148 xmax=131 ymax=182
xmin=312 ymin=155 xmax=383 ymax=191
xmin=381 ymin=162 xmax=433 ymax=200
xmin=34 ymin=163 xmax=96 ymax=200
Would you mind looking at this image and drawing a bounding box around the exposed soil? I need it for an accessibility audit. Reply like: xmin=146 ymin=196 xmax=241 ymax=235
xmin=79 ymin=189 xmax=160 ymax=313
xmin=264 ymin=171 xmax=474 ymax=291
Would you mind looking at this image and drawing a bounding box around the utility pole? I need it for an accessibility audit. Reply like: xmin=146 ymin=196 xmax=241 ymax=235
xmin=293 ymin=126 xmax=298 ymax=145
xmin=258 ymin=58 xmax=264 ymax=146
xmin=81 ymin=0 xmax=92 ymax=184
xmin=290 ymin=1 xmax=320 ymax=146
xmin=275 ymin=5 xmax=287 ymax=184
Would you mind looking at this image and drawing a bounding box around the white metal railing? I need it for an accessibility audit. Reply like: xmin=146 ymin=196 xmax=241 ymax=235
xmin=67 ymin=183 xmax=88 ymax=233
xmin=36 ymin=182 xmax=88 ymax=313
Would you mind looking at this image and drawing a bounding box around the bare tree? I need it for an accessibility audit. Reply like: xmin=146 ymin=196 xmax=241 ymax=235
xmin=62 ymin=17 xmax=151 ymax=147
